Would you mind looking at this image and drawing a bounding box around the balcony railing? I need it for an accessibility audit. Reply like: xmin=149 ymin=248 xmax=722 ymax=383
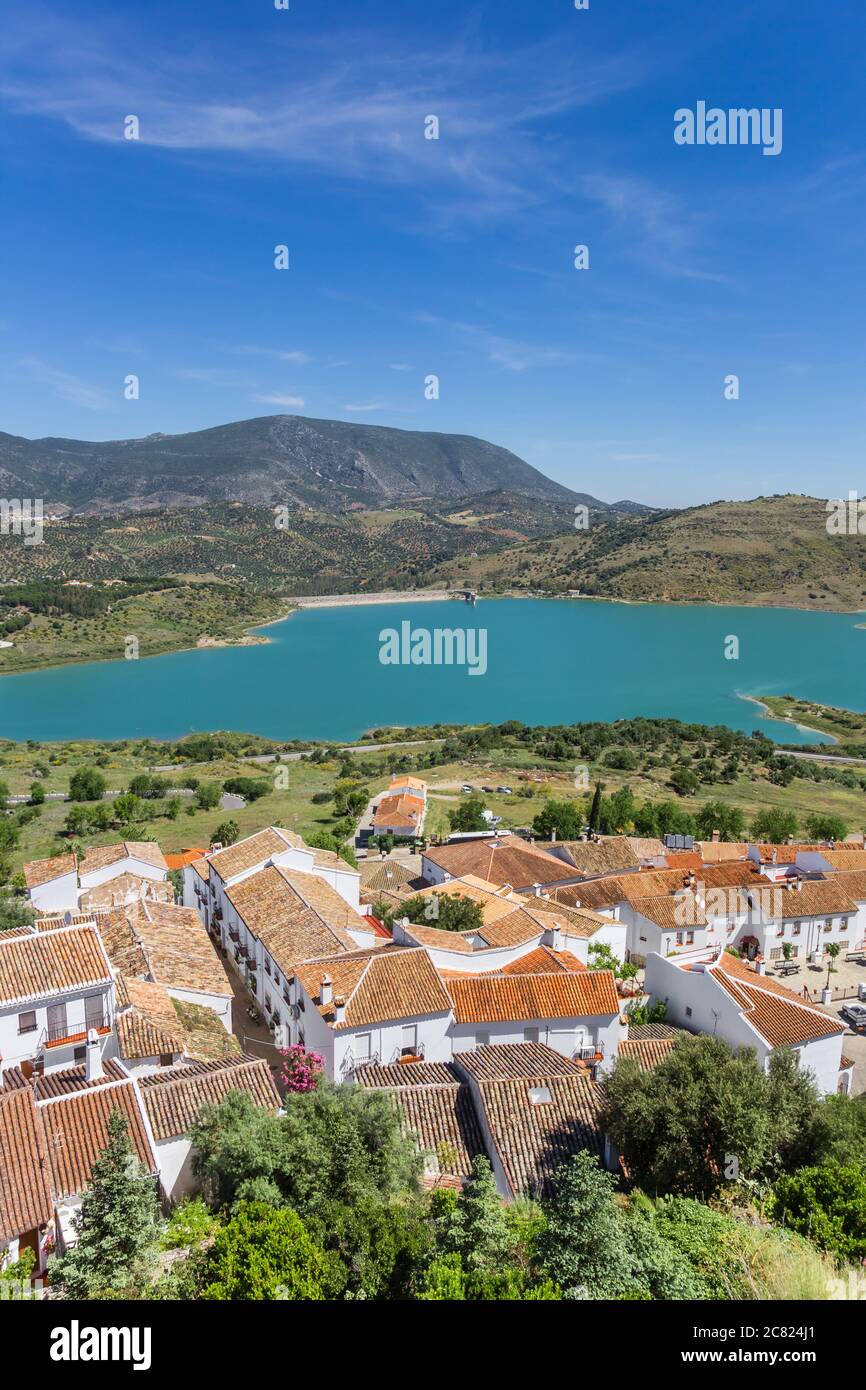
xmin=44 ymin=1015 xmax=111 ymax=1048
xmin=228 ymin=926 xmax=239 ymax=942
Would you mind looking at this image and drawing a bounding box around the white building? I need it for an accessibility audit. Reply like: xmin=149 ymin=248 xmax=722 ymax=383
xmin=644 ymin=948 xmax=852 ymax=1096
xmin=23 ymin=841 xmax=169 ymax=917
xmin=0 ymin=924 xmax=115 ymax=1078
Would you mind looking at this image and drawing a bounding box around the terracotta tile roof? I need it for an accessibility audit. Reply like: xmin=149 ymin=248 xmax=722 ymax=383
xmin=399 ymin=921 xmax=477 ymax=953
xmin=227 ymin=866 xmax=358 ymax=975
xmin=473 ymin=1073 xmax=605 ymax=1197
xmin=354 ymin=1060 xmax=461 ymax=1087
xmin=448 ymin=969 xmax=620 ymax=1024
xmin=695 ymin=841 xmax=749 ymax=863
xmin=406 ymin=877 xmax=523 ymax=925
xmin=829 ymin=869 xmax=866 ymax=902
xmin=749 ymin=879 xmax=857 ymax=920
xmin=454 ymin=1042 xmax=582 ymax=1081
xmin=39 ymin=1082 xmax=157 ymax=1200
xmin=516 ymin=895 xmax=614 ymax=939
xmin=618 ymin=1038 xmax=677 ymax=1070
xmin=385 ymin=1082 xmax=483 ymax=1180
xmin=819 ymin=850 xmax=866 ymax=872
xmin=547 ymin=878 xmax=627 ymax=911
xmin=663 ymin=850 xmax=705 ymax=871
xmin=711 ymin=953 xmax=845 ymax=1048
xmin=630 ymin=895 xmax=708 ymax=930
xmin=1 ymin=1058 xmax=127 ymax=1100
xmin=115 ymin=977 xmax=187 ymax=1061
xmin=500 ymin=944 xmax=586 ymax=975
xmin=190 ymin=857 xmax=210 ymax=883
xmin=423 ymin=838 xmax=572 ymax=888
xmin=23 ymin=853 xmax=76 ymax=890
xmin=373 ymin=793 xmax=424 ymax=827
xmin=624 ymin=836 xmax=667 ymax=859
xmin=79 ymin=841 xmax=168 ymax=876
xmin=79 ymin=874 xmax=174 ymax=913
xmin=139 ymin=1056 xmax=280 ymax=1140
xmin=0 ymin=924 xmax=111 ymax=1007
xmin=207 ymin=827 xmax=293 ymax=881
xmin=752 ymin=843 xmax=823 ymax=864
xmin=164 ymin=849 xmax=206 ymax=871
xmin=627 ymin=1022 xmax=687 ymax=1040
xmin=360 ymin=859 xmax=419 ymax=894
xmin=477 ymin=908 xmax=548 ymax=948
xmin=97 ymin=901 xmax=231 ymax=997
xmin=0 ymin=1087 xmax=55 ymax=1242
xmin=296 ymin=946 xmax=453 ymax=1030
xmin=389 ymin=775 xmax=427 ymax=793
xmin=552 ymin=837 xmax=641 ymax=876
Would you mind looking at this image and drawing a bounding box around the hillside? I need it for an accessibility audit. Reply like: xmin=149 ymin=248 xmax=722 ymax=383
xmin=0 ymin=414 xmax=613 ymax=514
xmin=428 ymin=494 xmax=866 ymax=610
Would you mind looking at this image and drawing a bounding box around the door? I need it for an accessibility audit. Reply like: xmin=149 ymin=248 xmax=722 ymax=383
xmin=46 ymin=1002 xmax=67 ymax=1044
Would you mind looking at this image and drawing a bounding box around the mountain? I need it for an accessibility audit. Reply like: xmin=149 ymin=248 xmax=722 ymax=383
xmin=428 ymin=494 xmax=866 ymax=610
xmin=0 ymin=414 xmax=624 ymax=515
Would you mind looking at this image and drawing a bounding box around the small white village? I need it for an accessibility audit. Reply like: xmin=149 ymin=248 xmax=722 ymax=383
xmin=3 ymin=769 xmax=865 ymax=1304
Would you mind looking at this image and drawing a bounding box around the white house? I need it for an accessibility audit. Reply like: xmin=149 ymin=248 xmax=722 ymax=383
xmin=0 ymin=924 xmax=115 ymax=1078
xmin=447 ymin=970 xmax=624 ymax=1074
xmin=78 ymin=842 xmax=168 ymax=891
xmin=138 ymin=1056 xmax=281 ymax=1202
xmin=23 ymin=853 xmax=79 ymax=915
xmin=293 ymin=946 xmax=455 ymax=1079
xmin=24 ymin=841 xmax=170 ymax=917
xmin=644 ymin=948 xmax=852 ymax=1096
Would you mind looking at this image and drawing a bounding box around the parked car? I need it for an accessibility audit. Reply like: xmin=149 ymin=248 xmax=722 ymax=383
xmin=840 ymin=1002 xmax=866 ymax=1030
xmin=460 ymin=784 xmax=474 ymax=793
xmin=497 ymin=785 xmax=513 ymax=794
xmin=482 ymin=786 xmax=494 ymax=793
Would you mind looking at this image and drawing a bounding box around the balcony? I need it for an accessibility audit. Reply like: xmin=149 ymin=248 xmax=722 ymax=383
xmin=44 ymin=1015 xmax=111 ymax=1049
xmin=228 ymin=926 xmax=239 ymax=942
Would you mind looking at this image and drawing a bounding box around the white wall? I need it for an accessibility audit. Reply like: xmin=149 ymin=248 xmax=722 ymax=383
xmin=79 ymin=856 xmax=166 ymax=889
xmin=29 ymin=871 xmax=78 ymax=915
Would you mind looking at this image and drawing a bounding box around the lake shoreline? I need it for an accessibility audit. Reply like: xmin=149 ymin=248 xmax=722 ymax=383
xmin=737 ymin=693 xmax=838 ymax=746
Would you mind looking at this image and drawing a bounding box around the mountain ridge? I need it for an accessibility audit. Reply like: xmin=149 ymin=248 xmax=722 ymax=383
xmin=0 ymin=413 xmax=646 ymax=516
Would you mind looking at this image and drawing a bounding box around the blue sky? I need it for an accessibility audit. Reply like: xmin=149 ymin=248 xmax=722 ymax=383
xmin=1 ymin=0 xmax=864 ymax=507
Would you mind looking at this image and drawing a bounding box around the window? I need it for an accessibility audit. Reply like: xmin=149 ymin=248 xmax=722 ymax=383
xmin=264 ymin=994 xmax=272 ymax=1012
xmin=823 ymin=920 xmax=832 ymax=933
xmin=265 ymin=959 xmax=271 ymax=976
xmin=84 ymin=993 xmax=104 ymax=1031
xmin=685 ymin=1006 xmax=693 ymax=1019
xmin=159 ymin=1053 xmax=173 ymax=1067
xmin=272 ymin=1011 xmax=280 ymax=1027
xmin=298 ymin=1029 xmax=305 ymax=1048
xmin=792 ymin=922 xmax=801 ymax=936
xmin=73 ymin=1046 xmax=85 ymax=1064
xmin=476 ymin=1031 xmax=490 ymax=1048
xmin=686 ymin=931 xmax=695 ymax=946
xmin=47 ymin=1002 xmax=68 ymax=1041
xmin=523 ymin=1027 xmax=539 ymax=1044
xmin=675 ymin=932 xmax=684 ymax=946
xmin=355 ymin=1032 xmax=372 ymax=1060
xmin=401 ymin=1024 xmax=418 ymax=1056
xmin=17 ymin=1011 xmax=37 ymax=1034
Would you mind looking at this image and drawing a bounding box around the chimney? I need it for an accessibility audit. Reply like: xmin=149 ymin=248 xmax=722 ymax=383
xmin=755 ymin=960 xmax=766 ymax=975
xmin=333 ymin=995 xmax=346 ymax=1024
xmin=711 ymin=828 xmax=720 ymax=844
xmin=551 ymin=829 xmax=557 ymax=843
xmin=532 ymin=882 xmax=542 ymax=897
xmin=320 ymin=973 xmax=333 ymax=1006
xmin=787 ymin=835 xmax=794 ymax=846
xmin=85 ymin=1027 xmax=104 ymax=1082
xmin=542 ymin=924 xmax=564 ymax=952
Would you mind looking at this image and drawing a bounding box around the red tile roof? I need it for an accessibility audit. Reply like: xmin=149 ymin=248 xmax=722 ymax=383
xmin=447 ymin=969 xmax=620 ymax=1024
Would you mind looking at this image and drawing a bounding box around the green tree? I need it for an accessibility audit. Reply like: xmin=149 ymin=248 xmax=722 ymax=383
xmin=669 ymin=767 xmax=699 ymax=797
xmin=400 ymin=891 xmax=484 ymax=934
xmin=805 ymin=813 xmax=849 ymax=843
xmin=112 ymin=792 xmax=142 ymax=827
xmin=538 ymin=1151 xmax=630 ymax=1298
xmin=28 ymin=781 xmax=46 ymax=806
xmin=587 ymin=781 xmax=603 ymax=833
xmin=195 ymin=781 xmax=221 ymax=811
xmin=68 ymin=767 xmax=106 ymax=802
xmin=769 ymin=1165 xmax=866 ymax=1262
xmin=201 ymin=1202 xmax=328 ymax=1300
xmin=531 ymin=799 xmax=584 ymax=841
xmin=588 ymin=942 xmax=638 ymax=981
xmin=693 ymin=801 xmax=746 ymax=841
xmin=447 ymin=796 xmax=489 ymax=833
xmin=48 ymin=1108 xmax=160 ymax=1298
xmin=600 ymin=1035 xmax=822 ymax=1199
xmin=0 ymin=894 xmax=36 ymax=933
xmin=750 ymin=808 xmax=798 ymax=842
xmin=213 ymin=820 xmax=240 ymax=847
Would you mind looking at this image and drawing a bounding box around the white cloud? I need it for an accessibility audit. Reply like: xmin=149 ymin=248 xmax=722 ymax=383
xmin=254 ymin=393 xmax=305 ymax=408
xmin=20 ymin=356 xmax=110 ymax=410
xmin=343 ymin=402 xmax=386 ymax=412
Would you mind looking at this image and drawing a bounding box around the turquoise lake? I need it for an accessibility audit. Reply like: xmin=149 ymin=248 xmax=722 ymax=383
xmin=0 ymin=599 xmax=863 ymax=743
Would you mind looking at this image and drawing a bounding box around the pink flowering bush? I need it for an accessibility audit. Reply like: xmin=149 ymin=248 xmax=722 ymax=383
xmin=278 ymin=1045 xmax=324 ymax=1093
